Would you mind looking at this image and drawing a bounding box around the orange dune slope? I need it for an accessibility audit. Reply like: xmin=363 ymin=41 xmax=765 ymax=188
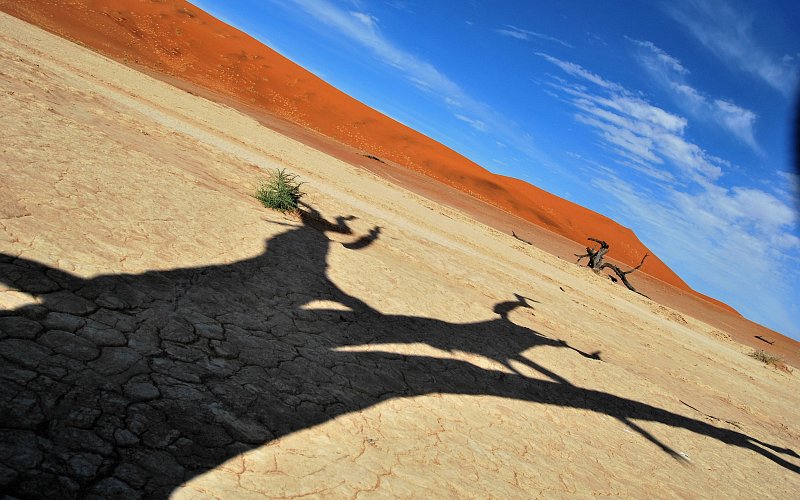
xmin=0 ymin=0 xmax=737 ymax=315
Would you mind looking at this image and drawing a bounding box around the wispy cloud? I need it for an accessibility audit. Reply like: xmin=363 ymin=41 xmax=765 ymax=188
xmin=614 ymin=158 xmax=676 ymax=183
xmin=275 ymin=0 xmax=542 ymax=159
xmin=541 ymin=54 xmax=723 ymax=182
xmin=541 ymin=53 xmax=800 ymax=337
xmin=665 ymin=0 xmax=799 ymax=96
xmin=537 ymin=53 xmax=622 ymax=91
xmin=586 ymin=32 xmax=607 ymax=46
xmin=455 ymin=114 xmax=487 ymax=131
xmin=383 ymin=0 xmax=413 ymax=13
xmin=288 ymin=3 xmax=463 ymax=98
xmin=777 ymin=170 xmax=800 ymax=193
xmin=776 ymin=170 xmax=800 ymax=206
xmin=630 ymin=39 xmax=761 ymax=153
xmin=495 ymin=25 xmax=573 ymax=48
xmin=350 ymin=11 xmax=379 ymax=29
xmin=631 ymin=39 xmax=688 ymax=75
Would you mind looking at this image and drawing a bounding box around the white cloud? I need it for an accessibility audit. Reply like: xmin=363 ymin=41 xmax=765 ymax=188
xmin=350 ymin=11 xmax=379 ymax=29
xmin=711 ymin=99 xmax=759 ymax=149
xmin=676 ymin=88 xmax=759 ymax=152
xmin=574 ymin=113 xmax=662 ymax=166
xmin=455 ymin=114 xmax=487 ymax=132
xmin=495 ymin=25 xmax=573 ymax=48
xmin=586 ymin=32 xmax=607 ymax=46
xmin=614 ymin=158 xmax=676 ymax=183
xmin=496 ymin=27 xmax=527 ymax=40
xmin=630 ymin=39 xmax=761 ymax=152
xmin=383 ymin=1 xmax=413 ymax=13
xmin=595 ymin=94 xmax=687 ymax=133
xmin=665 ymin=0 xmax=799 ymax=96
xmin=542 ymin=57 xmax=723 ymax=182
xmin=630 ymin=39 xmax=688 ymax=75
xmin=776 ymin=170 xmax=800 ymax=200
xmin=657 ymin=133 xmax=725 ymax=180
xmin=726 ymin=186 xmax=798 ymax=230
xmin=537 ymin=53 xmax=622 ymax=91
xmin=564 ymin=86 xmax=688 ymax=134
xmin=673 ymin=182 xmax=798 ymax=235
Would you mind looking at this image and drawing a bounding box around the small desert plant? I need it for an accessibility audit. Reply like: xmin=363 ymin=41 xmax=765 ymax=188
xmin=748 ymin=349 xmax=782 ymax=366
xmin=255 ymin=168 xmax=304 ymax=212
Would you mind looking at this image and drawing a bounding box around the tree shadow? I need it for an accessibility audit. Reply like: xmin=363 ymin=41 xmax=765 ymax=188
xmin=0 ymin=208 xmax=797 ymax=498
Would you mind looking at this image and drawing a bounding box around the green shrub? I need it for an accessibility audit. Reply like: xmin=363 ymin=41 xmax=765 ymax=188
xmin=255 ymin=168 xmax=304 ymax=212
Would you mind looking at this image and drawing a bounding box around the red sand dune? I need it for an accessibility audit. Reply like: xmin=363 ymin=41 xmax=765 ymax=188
xmin=0 ymin=0 xmax=735 ymax=316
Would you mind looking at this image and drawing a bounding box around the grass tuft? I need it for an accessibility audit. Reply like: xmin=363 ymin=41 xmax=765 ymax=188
xmin=255 ymin=168 xmax=304 ymax=213
xmin=748 ymin=349 xmax=782 ymax=366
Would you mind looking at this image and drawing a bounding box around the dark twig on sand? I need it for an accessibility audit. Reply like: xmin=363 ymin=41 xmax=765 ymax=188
xmin=512 ymin=230 xmax=533 ymax=245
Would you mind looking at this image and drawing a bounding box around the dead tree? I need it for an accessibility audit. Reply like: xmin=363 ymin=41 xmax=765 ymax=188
xmin=575 ymin=237 xmax=649 ymax=297
xmin=576 ymin=237 xmax=610 ymax=269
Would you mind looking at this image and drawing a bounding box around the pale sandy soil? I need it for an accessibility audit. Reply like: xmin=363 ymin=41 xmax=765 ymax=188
xmin=1 ymin=14 xmax=799 ymax=499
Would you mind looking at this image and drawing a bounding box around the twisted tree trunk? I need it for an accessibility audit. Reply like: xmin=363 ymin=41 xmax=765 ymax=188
xmin=575 ymin=237 xmax=610 ymax=269
xmin=576 ymin=238 xmax=649 ymax=297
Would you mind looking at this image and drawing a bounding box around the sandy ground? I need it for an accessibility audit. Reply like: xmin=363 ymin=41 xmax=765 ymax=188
xmin=1 ymin=13 xmax=799 ymax=499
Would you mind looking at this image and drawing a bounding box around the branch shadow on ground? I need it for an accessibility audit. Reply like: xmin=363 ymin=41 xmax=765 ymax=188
xmin=0 ymin=207 xmax=797 ymax=498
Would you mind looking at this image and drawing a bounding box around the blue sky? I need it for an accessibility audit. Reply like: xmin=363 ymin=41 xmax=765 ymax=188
xmin=189 ymin=0 xmax=800 ymax=339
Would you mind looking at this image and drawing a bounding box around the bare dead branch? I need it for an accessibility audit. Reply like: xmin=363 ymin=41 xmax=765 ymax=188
xmin=587 ymin=237 xmax=607 ymax=246
xmin=596 ymin=245 xmax=609 ymax=262
xmin=628 ymin=252 xmax=649 ymax=274
xmin=599 ymin=262 xmax=650 ymax=298
xmin=512 ymin=231 xmax=533 ymax=245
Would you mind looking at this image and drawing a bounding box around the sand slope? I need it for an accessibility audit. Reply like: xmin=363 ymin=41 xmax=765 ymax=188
xmin=0 ymin=0 xmax=738 ymax=314
xmin=1 ymin=13 xmax=799 ymax=498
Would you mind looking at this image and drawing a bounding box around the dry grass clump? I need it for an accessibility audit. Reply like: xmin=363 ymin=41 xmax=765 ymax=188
xmin=747 ymin=350 xmax=792 ymax=374
xmin=748 ymin=349 xmax=782 ymax=365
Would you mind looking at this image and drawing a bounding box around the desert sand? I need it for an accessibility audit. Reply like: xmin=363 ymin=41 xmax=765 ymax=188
xmin=1 ymin=9 xmax=799 ymax=500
